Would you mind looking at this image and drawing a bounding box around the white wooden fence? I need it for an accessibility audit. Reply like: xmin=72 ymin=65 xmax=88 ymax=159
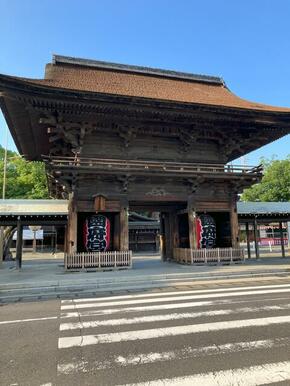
xmin=173 ymin=247 xmax=245 ymax=265
xmin=64 ymin=250 xmax=132 ymax=271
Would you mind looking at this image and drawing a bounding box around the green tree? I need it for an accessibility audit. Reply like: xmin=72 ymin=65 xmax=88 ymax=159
xmin=241 ymin=156 xmax=290 ymax=202
xmin=0 ymin=145 xmax=49 ymax=199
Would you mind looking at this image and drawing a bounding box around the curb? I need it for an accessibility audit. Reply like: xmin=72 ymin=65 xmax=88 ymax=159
xmin=1 ymin=271 xmax=290 ymax=303
xmin=1 ymin=269 xmax=289 ymax=291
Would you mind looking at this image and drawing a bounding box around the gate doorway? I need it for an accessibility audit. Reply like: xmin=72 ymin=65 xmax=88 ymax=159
xmin=129 ymin=212 xmax=160 ymax=254
xmin=129 ymin=201 xmax=188 ymax=263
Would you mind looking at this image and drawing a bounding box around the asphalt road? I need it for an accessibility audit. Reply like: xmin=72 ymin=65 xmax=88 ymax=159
xmin=1 ymin=280 xmax=290 ymax=385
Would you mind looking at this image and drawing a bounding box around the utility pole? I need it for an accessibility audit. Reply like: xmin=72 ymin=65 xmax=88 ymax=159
xmin=2 ymin=129 xmax=8 ymax=199
xmin=0 ymin=126 xmax=9 ymax=267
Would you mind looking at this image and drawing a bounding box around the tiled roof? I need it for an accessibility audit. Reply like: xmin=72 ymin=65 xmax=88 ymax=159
xmin=4 ymin=54 xmax=290 ymax=112
xmin=237 ymin=202 xmax=290 ymax=215
xmin=0 ymin=199 xmax=68 ymax=216
xmin=53 ymin=55 xmax=224 ymax=85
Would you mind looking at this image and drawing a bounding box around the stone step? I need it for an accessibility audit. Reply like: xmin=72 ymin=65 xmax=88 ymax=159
xmin=1 ymin=270 xmax=289 ymax=303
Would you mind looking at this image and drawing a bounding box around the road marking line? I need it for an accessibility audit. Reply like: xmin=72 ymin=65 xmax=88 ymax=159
xmin=59 ymin=303 xmax=290 ymax=331
xmin=57 ymin=336 xmax=290 ymax=373
xmin=57 ymin=360 xmax=88 ymax=375
xmin=61 ymin=283 xmax=290 ymax=304
xmin=60 ymin=287 xmax=290 ymax=310
xmin=0 ymin=316 xmax=58 ymax=325
xmin=58 ymin=314 xmax=290 ymax=348
xmin=60 ymin=296 xmax=290 ymax=319
xmin=60 ymin=300 xmax=222 ymax=318
xmin=118 ymin=360 xmax=290 ymax=385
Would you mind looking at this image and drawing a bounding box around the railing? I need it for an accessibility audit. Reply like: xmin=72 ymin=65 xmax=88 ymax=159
xmin=64 ymin=250 xmax=132 ymax=271
xmin=259 ymin=238 xmax=288 ymax=246
xmin=43 ymin=155 xmax=262 ymax=178
xmin=173 ymin=247 xmax=245 ymax=265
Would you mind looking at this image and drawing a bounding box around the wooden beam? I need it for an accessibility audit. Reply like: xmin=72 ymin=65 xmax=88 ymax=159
xmin=94 ymin=195 xmax=106 ymax=211
xmin=130 ymin=203 xmax=185 ymax=212
xmin=0 ymin=220 xmax=67 ymax=226
xmin=176 ymin=208 xmax=188 ymax=215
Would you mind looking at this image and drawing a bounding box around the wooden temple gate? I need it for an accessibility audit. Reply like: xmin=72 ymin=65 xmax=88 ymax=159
xmin=1 ymin=55 xmax=289 ymax=269
xmin=56 ymin=157 xmax=260 ymax=267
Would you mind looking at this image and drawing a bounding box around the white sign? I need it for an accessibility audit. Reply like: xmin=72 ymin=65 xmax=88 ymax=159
xmin=13 ymin=229 xmax=43 ymax=240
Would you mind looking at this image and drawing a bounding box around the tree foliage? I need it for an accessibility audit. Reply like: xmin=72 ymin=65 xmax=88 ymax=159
xmin=0 ymin=145 xmax=49 ymax=199
xmin=241 ymin=156 xmax=290 ymax=202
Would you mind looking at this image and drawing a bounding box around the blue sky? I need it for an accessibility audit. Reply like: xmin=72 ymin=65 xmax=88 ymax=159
xmin=0 ymin=0 xmax=289 ymax=165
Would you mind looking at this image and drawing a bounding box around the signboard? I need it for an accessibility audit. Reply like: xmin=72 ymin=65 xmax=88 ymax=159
xmin=13 ymin=229 xmax=43 ymax=240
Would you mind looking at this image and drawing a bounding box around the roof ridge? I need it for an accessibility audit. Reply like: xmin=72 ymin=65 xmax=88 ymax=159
xmin=52 ymin=54 xmax=225 ymax=86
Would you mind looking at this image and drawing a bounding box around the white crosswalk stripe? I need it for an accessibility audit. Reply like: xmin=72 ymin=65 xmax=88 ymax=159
xmin=59 ymin=303 xmax=290 ymax=331
xmin=57 ymin=282 xmax=290 ymax=384
xmin=61 ymin=283 xmax=290 ymax=304
xmin=60 ymin=295 xmax=290 ymax=319
xmin=58 ymin=314 xmax=290 ymax=348
xmin=60 ymin=286 xmax=290 ymax=310
xmin=119 ymin=361 xmax=290 ymax=385
xmin=57 ymin=336 xmax=290 ymax=373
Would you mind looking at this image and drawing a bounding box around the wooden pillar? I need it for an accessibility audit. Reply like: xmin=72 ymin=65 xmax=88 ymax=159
xmin=67 ymin=193 xmax=77 ymax=254
xmin=63 ymin=225 xmax=68 ymax=255
xmin=16 ymin=216 xmax=23 ymax=269
xmin=164 ymin=213 xmax=172 ymax=260
xmin=230 ymin=199 xmax=239 ymax=248
xmin=155 ymin=230 xmax=160 ymax=252
xmin=159 ymin=213 xmax=166 ymax=261
xmin=119 ymin=205 xmax=129 ymax=251
xmin=113 ymin=213 xmax=120 ymax=251
xmin=55 ymin=227 xmax=58 ymax=253
xmin=135 ymin=231 xmax=138 ymax=252
xmin=32 ymin=231 xmax=37 ymax=253
xmin=166 ymin=211 xmax=179 ymax=260
xmin=246 ymin=222 xmax=251 ymax=259
xmin=188 ymin=210 xmax=197 ymax=250
xmin=279 ymin=221 xmax=285 ymax=258
xmin=170 ymin=212 xmax=179 ymax=248
xmin=253 ymin=216 xmax=260 ymax=259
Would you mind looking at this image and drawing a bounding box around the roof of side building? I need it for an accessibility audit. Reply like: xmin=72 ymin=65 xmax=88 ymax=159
xmin=237 ymin=201 xmax=290 ymax=215
xmin=1 ymin=200 xmax=289 ymax=217
xmin=0 ymin=199 xmax=69 ymax=216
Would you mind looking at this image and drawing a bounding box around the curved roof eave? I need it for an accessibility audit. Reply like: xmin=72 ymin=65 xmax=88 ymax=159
xmin=1 ymin=72 xmax=290 ymax=115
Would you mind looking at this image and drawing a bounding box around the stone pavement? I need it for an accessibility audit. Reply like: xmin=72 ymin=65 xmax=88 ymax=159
xmin=1 ymin=254 xmax=290 ymax=303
